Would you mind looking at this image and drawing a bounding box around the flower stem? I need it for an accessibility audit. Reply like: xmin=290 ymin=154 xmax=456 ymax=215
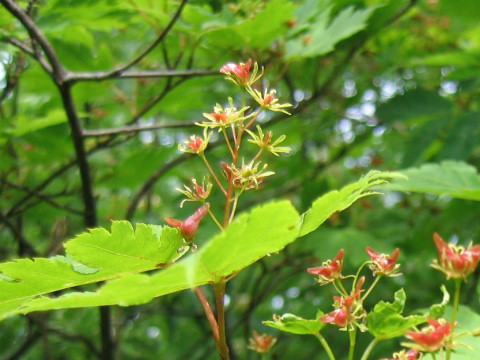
xmin=360 ymin=337 xmax=379 ymax=360
xmin=362 ymin=276 xmax=382 ymax=302
xmin=200 ymin=153 xmax=227 ymax=195
xmin=348 ymin=328 xmax=357 ymax=360
xmin=222 ymin=128 xmax=235 ymax=158
xmin=214 ymin=280 xmax=229 ymax=360
xmin=207 ymin=207 xmax=223 ymax=230
xmin=313 ymin=332 xmax=336 ymax=360
xmin=446 ymin=279 xmax=461 ymax=360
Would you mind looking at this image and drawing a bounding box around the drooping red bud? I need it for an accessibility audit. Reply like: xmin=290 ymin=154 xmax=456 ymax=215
xmin=164 ymin=203 xmax=210 ymax=241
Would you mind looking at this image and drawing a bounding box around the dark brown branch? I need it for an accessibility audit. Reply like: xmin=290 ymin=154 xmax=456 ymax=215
xmin=47 ymin=327 xmax=101 ymax=358
xmin=5 ymin=159 xmax=76 ymax=217
xmin=0 ymin=36 xmax=53 ymax=74
xmin=58 ymin=86 xmax=97 ymax=227
xmin=0 ymin=211 xmax=37 ymax=256
xmin=125 ymin=153 xmax=190 ymax=220
xmin=65 ymin=68 xmax=217 ymax=83
xmin=62 ymin=0 xmax=189 ymax=84
xmin=82 ymin=120 xmax=197 ymax=137
xmin=4 ymin=181 xmax=84 ymax=216
xmin=0 ymin=0 xmax=64 ymax=81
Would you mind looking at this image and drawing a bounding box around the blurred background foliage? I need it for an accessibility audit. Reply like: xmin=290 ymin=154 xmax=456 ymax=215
xmin=0 ymin=0 xmax=479 ymax=359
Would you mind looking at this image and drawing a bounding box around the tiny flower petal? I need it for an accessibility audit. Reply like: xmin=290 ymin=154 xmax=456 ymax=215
xmin=319 ymin=308 xmax=348 ymax=327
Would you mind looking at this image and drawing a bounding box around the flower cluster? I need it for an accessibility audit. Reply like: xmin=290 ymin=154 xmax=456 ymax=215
xmin=172 ymin=59 xmax=292 ymax=230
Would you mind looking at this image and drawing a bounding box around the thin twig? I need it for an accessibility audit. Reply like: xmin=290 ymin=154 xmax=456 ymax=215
xmin=0 ymin=0 xmax=64 ymax=81
xmin=0 ymin=211 xmax=37 ymax=256
xmin=82 ymin=120 xmax=197 ymax=137
xmin=62 ymin=0 xmax=189 ymax=84
xmin=5 ymin=181 xmax=84 ymax=216
xmin=65 ymin=68 xmax=217 ymax=83
xmin=0 ymin=36 xmax=53 ymax=73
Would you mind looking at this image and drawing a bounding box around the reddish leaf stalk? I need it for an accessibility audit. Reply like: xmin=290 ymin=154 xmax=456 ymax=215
xmin=194 ymin=287 xmax=220 ymax=345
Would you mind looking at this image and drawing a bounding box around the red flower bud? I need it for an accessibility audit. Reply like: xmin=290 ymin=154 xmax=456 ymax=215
xmin=220 ymin=59 xmax=252 ymax=84
xmin=165 ymin=203 xmax=210 ymax=241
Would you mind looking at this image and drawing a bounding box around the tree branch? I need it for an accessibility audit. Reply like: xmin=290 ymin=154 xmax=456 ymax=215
xmin=0 ymin=0 xmax=64 ymax=82
xmin=65 ymin=68 xmax=217 ymax=83
xmin=0 ymin=36 xmax=53 ymax=74
xmin=125 ymin=153 xmax=190 ymax=220
xmin=62 ymin=0 xmax=189 ymax=84
xmin=0 ymin=211 xmax=37 ymax=256
xmin=82 ymin=120 xmax=197 ymax=137
xmin=4 ymin=181 xmax=84 ymax=216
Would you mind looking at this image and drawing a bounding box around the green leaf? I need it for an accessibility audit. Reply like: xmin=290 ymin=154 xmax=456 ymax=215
xmin=6 ymin=109 xmax=67 ymax=137
xmin=437 ymin=112 xmax=480 ymax=161
xmin=381 ymin=161 xmax=480 ymax=201
xmin=6 ymin=200 xmax=299 ymax=314
xmin=263 ymin=313 xmax=325 ymax=335
xmin=285 ymin=4 xmax=378 ymax=59
xmin=203 ymin=0 xmax=294 ymax=49
xmin=376 ymin=88 xmax=452 ymax=124
xmin=367 ymin=289 xmax=425 ymax=340
xmin=427 ymin=285 xmax=450 ymax=319
xmin=299 ymin=170 xmax=398 ymax=237
xmin=0 ymin=222 xmax=185 ymax=320
xmin=450 ymin=306 xmax=480 ymax=360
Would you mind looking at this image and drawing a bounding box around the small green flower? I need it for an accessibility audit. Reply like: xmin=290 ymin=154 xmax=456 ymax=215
xmin=177 ymin=177 xmax=213 ymax=207
xmin=178 ymin=128 xmax=212 ymax=154
xmin=247 ymin=87 xmax=292 ymax=114
xmin=198 ymin=97 xmax=253 ymax=131
xmin=246 ymin=125 xmax=291 ymax=156
xmin=224 ymin=159 xmax=275 ymax=190
xmin=219 ymin=59 xmax=263 ymax=87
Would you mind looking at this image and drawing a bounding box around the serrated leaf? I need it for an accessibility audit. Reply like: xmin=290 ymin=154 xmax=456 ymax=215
xmin=12 ymin=200 xmax=299 ymax=313
xmin=263 ymin=313 xmax=325 ymax=335
xmin=367 ymin=289 xmax=425 ymax=340
xmin=285 ymin=4 xmax=378 ymax=59
xmin=0 ymin=171 xmax=395 ymax=319
xmin=0 ymin=221 xmax=185 ymax=320
xmin=381 ymin=161 xmax=480 ymax=201
xmin=299 ymin=170 xmax=399 ymax=237
xmin=203 ymin=0 xmax=294 ymax=49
